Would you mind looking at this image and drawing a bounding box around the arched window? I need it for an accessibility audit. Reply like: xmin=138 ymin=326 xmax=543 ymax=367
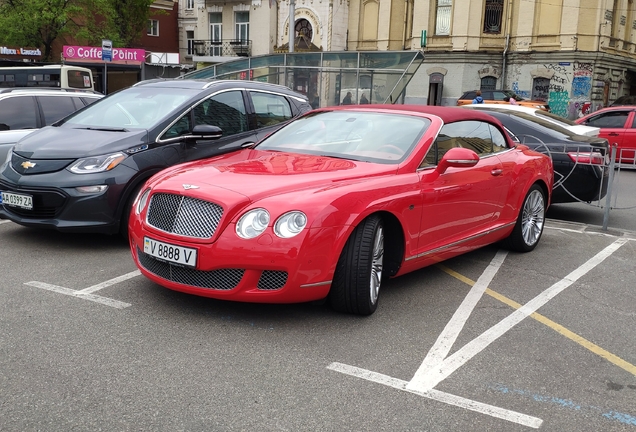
xmin=295 ymin=19 xmax=313 ymax=40
xmin=480 ymin=76 xmax=497 ymax=90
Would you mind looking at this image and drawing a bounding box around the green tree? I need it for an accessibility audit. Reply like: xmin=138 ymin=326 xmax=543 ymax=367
xmin=0 ymin=0 xmax=98 ymax=61
xmin=106 ymin=0 xmax=157 ymax=47
xmin=0 ymin=0 xmax=158 ymax=61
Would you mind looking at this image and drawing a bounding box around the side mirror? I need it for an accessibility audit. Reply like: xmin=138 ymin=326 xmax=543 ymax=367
xmin=188 ymin=125 xmax=223 ymax=140
xmin=437 ymin=147 xmax=480 ymax=174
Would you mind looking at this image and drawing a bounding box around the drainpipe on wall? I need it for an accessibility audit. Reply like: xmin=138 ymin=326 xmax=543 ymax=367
xmin=502 ymin=34 xmax=509 ymax=89
xmin=501 ymin=0 xmax=513 ymax=89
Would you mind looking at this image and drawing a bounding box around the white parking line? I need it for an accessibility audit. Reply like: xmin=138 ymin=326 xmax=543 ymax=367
xmin=77 ymin=270 xmax=141 ymax=294
xmin=328 ymin=362 xmax=543 ymax=429
xmin=23 ymin=271 xmax=141 ymax=309
xmin=407 ymin=237 xmax=628 ymax=392
xmin=329 ymin=236 xmax=628 ymax=428
xmin=409 ymin=250 xmax=508 ymax=385
xmin=24 ymin=281 xmax=131 ymax=309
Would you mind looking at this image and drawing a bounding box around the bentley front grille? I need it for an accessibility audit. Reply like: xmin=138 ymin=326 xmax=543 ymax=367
xmin=257 ymin=271 xmax=288 ymax=290
xmin=138 ymin=247 xmax=243 ymax=290
xmin=147 ymin=193 xmax=223 ymax=239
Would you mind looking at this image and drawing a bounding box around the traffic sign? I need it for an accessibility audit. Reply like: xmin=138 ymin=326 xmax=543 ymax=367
xmin=102 ymin=39 xmax=112 ymax=62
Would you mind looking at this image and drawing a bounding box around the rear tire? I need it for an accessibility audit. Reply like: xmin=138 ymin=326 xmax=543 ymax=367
xmin=503 ymin=185 xmax=546 ymax=252
xmin=329 ymin=215 xmax=384 ymax=315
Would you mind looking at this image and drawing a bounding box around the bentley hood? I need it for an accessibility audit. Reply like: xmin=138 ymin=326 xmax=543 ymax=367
xmin=149 ymin=149 xmax=398 ymax=203
xmin=12 ymin=126 xmax=148 ymax=159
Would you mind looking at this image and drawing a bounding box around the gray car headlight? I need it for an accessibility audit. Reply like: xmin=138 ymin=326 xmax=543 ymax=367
xmin=274 ymin=211 xmax=307 ymax=238
xmin=236 ymin=208 xmax=270 ymax=239
xmin=3 ymin=147 xmax=13 ymax=164
xmin=68 ymin=152 xmax=127 ymax=174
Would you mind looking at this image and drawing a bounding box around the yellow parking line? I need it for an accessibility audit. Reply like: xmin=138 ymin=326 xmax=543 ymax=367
xmin=436 ymin=264 xmax=636 ymax=377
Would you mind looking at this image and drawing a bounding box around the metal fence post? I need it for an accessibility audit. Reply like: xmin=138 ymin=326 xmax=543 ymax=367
xmin=602 ymin=144 xmax=618 ymax=231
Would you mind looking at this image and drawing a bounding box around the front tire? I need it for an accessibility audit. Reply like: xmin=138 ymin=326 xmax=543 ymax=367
xmin=119 ymin=184 xmax=143 ymax=241
xmin=329 ymin=215 xmax=384 ymax=315
xmin=503 ymin=184 xmax=546 ymax=252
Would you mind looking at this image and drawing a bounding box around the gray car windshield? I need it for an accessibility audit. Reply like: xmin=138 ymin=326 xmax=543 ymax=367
xmin=256 ymin=110 xmax=430 ymax=164
xmin=62 ymin=88 xmax=199 ymax=129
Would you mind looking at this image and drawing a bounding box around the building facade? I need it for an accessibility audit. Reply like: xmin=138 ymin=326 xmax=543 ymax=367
xmin=393 ymin=0 xmax=636 ymax=118
xmin=179 ymin=0 xmax=636 ymax=118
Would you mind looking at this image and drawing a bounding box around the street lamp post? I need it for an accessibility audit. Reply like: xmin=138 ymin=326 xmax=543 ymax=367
xmin=289 ymin=0 xmax=295 ymax=53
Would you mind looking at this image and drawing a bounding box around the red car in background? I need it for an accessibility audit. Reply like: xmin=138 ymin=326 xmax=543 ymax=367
xmin=128 ymin=106 xmax=553 ymax=315
xmin=576 ymin=106 xmax=636 ymax=163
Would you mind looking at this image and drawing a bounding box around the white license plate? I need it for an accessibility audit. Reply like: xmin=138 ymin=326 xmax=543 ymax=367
xmin=0 ymin=191 xmax=33 ymax=210
xmin=143 ymin=237 xmax=197 ymax=268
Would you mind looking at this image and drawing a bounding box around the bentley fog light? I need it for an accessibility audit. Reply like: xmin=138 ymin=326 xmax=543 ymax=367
xmin=236 ymin=208 xmax=270 ymax=239
xmin=274 ymin=211 xmax=307 ymax=238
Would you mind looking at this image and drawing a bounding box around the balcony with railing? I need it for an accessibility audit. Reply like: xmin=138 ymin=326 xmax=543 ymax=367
xmin=192 ymin=39 xmax=252 ymax=59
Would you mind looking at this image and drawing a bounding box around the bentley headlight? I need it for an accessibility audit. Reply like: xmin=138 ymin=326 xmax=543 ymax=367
xmin=236 ymin=208 xmax=270 ymax=239
xmin=135 ymin=188 xmax=151 ymax=215
xmin=274 ymin=211 xmax=307 ymax=238
xmin=68 ymin=152 xmax=127 ymax=174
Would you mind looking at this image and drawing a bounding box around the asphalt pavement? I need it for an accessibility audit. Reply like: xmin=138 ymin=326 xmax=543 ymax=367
xmin=0 ymin=169 xmax=634 ymax=431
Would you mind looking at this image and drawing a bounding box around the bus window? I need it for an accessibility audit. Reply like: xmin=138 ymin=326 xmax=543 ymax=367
xmin=67 ymin=70 xmax=92 ymax=89
xmin=0 ymin=65 xmax=94 ymax=91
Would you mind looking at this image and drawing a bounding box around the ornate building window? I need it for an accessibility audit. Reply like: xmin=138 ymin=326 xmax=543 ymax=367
xmin=483 ymin=0 xmax=504 ymax=34
xmin=295 ymin=19 xmax=313 ymax=40
xmin=435 ymin=0 xmax=452 ymax=36
xmin=361 ymin=0 xmax=379 ymax=41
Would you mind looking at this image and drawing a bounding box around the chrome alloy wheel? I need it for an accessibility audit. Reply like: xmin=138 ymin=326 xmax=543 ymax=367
xmin=521 ymin=189 xmax=545 ymax=247
xmin=369 ymin=225 xmax=384 ymax=305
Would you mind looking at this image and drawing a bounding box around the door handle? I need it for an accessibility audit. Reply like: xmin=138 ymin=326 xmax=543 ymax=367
xmin=608 ymin=132 xmax=620 ymax=136
xmin=491 ymin=168 xmax=503 ymax=176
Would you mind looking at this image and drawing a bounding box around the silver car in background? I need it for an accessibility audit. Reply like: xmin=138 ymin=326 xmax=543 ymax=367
xmin=0 ymin=88 xmax=102 ymax=161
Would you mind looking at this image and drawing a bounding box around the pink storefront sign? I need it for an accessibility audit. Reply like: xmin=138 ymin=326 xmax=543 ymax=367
xmin=63 ymin=45 xmax=146 ymax=64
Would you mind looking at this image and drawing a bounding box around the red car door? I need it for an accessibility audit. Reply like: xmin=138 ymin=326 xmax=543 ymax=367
xmin=415 ymin=121 xmax=512 ymax=256
xmin=581 ymin=109 xmax=631 ymax=162
xmin=620 ymin=111 xmax=636 ymax=162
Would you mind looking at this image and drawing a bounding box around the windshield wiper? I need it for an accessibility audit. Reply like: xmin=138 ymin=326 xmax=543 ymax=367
xmin=73 ymin=126 xmax=129 ymax=132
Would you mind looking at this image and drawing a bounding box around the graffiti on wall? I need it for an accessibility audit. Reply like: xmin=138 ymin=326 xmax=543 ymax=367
xmin=511 ymin=81 xmax=530 ymax=99
xmin=540 ymin=62 xmax=593 ymax=119
xmin=548 ymin=91 xmax=570 ymax=117
xmin=571 ymin=62 xmax=593 ymax=100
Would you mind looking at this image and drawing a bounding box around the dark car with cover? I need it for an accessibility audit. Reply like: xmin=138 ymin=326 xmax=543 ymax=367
xmin=463 ymin=105 xmax=609 ymax=204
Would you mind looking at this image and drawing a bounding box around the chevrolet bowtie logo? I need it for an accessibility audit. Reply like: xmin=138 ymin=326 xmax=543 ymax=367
xmin=21 ymin=161 xmax=36 ymax=169
xmin=182 ymin=184 xmax=199 ymax=190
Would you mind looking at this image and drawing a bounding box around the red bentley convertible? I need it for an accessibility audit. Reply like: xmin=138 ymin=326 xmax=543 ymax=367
xmin=128 ymin=106 xmax=553 ymax=315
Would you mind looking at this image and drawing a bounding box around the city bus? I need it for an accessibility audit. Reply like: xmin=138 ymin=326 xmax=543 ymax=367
xmin=0 ymin=65 xmax=95 ymax=92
